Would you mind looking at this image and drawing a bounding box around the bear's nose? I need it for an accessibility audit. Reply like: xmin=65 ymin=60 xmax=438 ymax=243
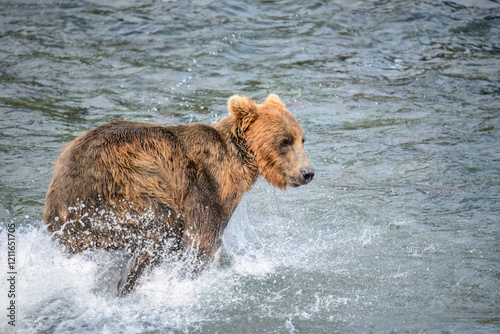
xmin=301 ymin=167 xmax=315 ymax=184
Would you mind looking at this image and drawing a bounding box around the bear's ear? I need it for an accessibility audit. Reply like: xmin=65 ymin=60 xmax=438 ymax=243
xmin=228 ymin=95 xmax=258 ymax=130
xmin=264 ymin=94 xmax=285 ymax=106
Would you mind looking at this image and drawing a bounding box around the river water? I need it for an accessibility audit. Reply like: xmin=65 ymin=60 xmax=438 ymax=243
xmin=1 ymin=0 xmax=499 ymax=333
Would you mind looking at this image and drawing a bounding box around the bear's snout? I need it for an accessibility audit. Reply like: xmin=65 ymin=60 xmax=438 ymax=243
xmin=301 ymin=166 xmax=315 ymax=184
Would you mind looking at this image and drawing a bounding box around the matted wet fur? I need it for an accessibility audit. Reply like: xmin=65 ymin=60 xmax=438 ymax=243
xmin=43 ymin=94 xmax=315 ymax=295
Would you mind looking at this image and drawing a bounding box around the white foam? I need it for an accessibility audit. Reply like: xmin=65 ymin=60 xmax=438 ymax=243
xmin=0 ymin=208 xmax=281 ymax=333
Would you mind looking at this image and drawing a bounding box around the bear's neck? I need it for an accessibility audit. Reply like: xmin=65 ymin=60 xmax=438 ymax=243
xmin=233 ymin=126 xmax=255 ymax=166
xmin=212 ymin=115 xmax=258 ymax=182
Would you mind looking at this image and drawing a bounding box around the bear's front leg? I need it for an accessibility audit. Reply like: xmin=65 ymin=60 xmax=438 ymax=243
xmin=179 ymin=228 xmax=220 ymax=271
xmin=179 ymin=207 xmax=229 ymax=272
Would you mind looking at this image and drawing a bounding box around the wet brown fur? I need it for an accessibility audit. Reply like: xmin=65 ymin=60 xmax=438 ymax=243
xmin=43 ymin=94 xmax=313 ymax=295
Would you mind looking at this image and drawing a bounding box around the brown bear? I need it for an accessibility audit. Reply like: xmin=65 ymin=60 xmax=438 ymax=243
xmin=43 ymin=94 xmax=314 ymax=295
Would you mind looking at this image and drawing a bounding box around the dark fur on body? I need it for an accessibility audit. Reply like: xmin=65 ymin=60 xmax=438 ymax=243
xmin=43 ymin=94 xmax=314 ymax=295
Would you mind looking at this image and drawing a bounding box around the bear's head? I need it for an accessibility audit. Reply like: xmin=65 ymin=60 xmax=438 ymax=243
xmin=228 ymin=94 xmax=315 ymax=189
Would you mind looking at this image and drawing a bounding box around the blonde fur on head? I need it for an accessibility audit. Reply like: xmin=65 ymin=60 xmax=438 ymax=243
xmin=264 ymin=94 xmax=285 ymax=106
xmin=227 ymin=95 xmax=258 ymax=131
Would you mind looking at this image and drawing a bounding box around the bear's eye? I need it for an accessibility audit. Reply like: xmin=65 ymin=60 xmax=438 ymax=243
xmin=280 ymin=138 xmax=292 ymax=148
